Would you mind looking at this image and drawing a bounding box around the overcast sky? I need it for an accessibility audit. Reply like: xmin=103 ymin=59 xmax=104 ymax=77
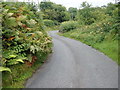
xmin=46 ymin=0 xmax=115 ymax=9
xmin=16 ymin=0 xmax=115 ymax=9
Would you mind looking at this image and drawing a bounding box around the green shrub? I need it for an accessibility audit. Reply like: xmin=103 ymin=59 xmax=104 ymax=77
xmin=1 ymin=2 xmax=53 ymax=88
xmin=59 ymin=21 xmax=78 ymax=32
xmin=1 ymin=2 xmax=52 ymax=73
xmin=43 ymin=19 xmax=55 ymax=27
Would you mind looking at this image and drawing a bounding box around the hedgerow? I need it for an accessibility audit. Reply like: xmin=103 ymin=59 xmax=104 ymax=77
xmin=1 ymin=2 xmax=52 ymax=72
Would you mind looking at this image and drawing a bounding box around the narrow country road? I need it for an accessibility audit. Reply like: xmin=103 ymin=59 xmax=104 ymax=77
xmin=25 ymin=31 xmax=118 ymax=88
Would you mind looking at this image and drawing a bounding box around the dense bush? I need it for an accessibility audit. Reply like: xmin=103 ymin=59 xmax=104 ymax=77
xmin=43 ymin=19 xmax=55 ymax=27
xmin=1 ymin=2 xmax=52 ymax=72
xmin=59 ymin=21 xmax=78 ymax=32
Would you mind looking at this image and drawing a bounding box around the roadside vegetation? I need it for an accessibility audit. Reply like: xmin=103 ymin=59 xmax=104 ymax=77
xmin=40 ymin=1 xmax=70 ymax=31
xmin=1 ymin=1 xmax=72 ymax=88
xmin=39 ymin=1 xmax=119 ymax=64
xmin=1 ymin=0 xmax=119 ymax=88
xmin=59 ymin=2 xmax=119 ymax=65
xmin=1 ymin=2 xmax=52 ymax=88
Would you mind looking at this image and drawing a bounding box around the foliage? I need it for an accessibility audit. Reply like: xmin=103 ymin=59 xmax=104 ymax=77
xmin=77 ymin=2 xmax=111 ymax=25
xmin=77 ymin=9 xmax=94 ymax=25
xmin=43 ymin=19 xmax=55 ymax=27
xmin=59 ymin=2 xmax=119 ymax=64
xmin=0 ymin=67 xmax=11 ymax=72
xmin=80 ymin=1 xmax=92 ymax=8
xmin=1 ymin=2 xmax=52 ymax=72
xmin=105 ymin=3 xmax=117 ymax=16
xmin=68 ymin=7 xmax=77 ymax=20
xmin=39 ymin=1 xmax=70 ymax=23
xmin=59 ymin=21 xmax=78 ymax=32
xmin=40 ymin=1 xmax=54 ymax=10
xmin=2 ymin=52 xmax=49 ymax=88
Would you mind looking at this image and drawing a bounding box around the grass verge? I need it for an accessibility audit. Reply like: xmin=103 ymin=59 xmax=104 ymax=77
xmin=93 ymin=40 xmax=118 ymax=64
xmin=59 ymin=32 xmax=119 ymax=65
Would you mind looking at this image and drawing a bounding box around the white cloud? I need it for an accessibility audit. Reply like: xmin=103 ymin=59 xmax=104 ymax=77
xmin=17 ymin=0 xmax=115 ymax=9
xmin=45 ymin=0 xmax=115 ymax=9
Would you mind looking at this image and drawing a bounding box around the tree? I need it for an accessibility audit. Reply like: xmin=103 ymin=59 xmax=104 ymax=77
xmin=68 ymin=7 xmax=77 ymax=20
xmin=40 ymin=1 xmax=53 ymax=11
xmin=39 ymin=1 xmax=70 ymax=23
xmin=77 ymin=2 xmax=95 ymax=25
xmin=81 ymin=1 xmax=92 ymax=8
xmin=105 ymin=3 xmax=117 ymax=16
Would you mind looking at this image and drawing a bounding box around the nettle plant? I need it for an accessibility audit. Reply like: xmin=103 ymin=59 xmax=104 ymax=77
xmin=1 ymin=2 xmax=52 ymax=72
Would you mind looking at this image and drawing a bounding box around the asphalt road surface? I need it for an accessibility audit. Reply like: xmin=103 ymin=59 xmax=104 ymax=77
xmin=25 ymin=31 xmax=118 ymax=88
